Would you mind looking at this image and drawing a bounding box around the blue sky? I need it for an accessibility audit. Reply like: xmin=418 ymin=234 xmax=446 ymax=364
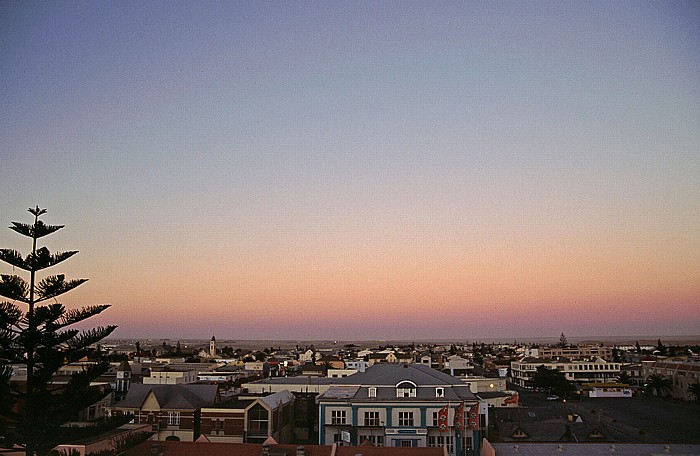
xmin=1 ymin=2 xmax=698 ymax=340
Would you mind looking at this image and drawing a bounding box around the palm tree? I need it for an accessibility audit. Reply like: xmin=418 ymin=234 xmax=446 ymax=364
xmin=645 ymin=373 xmax=672 ymax=397
xmin=616 ymin=371 xmax=631 ymax=385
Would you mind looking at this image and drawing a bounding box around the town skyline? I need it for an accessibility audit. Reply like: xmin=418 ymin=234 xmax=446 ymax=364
xmin=1 ymin=2 xmax=698 ymax=341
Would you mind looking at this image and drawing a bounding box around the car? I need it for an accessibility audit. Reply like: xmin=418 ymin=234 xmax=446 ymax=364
xmin=546 ymin=395 xmax=560 ymax=401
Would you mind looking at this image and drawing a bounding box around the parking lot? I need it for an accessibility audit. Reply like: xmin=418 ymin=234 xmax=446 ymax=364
xmin=514 ymin=390 xmax=700 ymax=443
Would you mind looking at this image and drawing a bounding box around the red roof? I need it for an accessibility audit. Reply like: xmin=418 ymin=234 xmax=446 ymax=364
xmin=126 ymin=441 xmax=445 ymax=456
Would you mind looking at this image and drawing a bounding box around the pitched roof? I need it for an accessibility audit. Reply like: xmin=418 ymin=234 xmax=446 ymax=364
xmin=319 ymin=364 xmax=476 ymax=402
xmin=126 ymin=441 xmax=445 ymax=456
xmin=259 ymin=390 xmax=294 ymax=409
xmin=117 ymin=383 xmax=218 ymax=410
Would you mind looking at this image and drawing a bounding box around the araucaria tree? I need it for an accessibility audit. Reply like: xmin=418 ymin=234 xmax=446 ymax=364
xmin=0 ymin=207 xmax=117 ymax=455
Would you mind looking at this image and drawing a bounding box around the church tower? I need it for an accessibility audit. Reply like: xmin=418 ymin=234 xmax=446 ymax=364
xmin=210 ymin=335 xmax=216 ymax=357
xmin=115 ymin=360 xmax=131 ymax=400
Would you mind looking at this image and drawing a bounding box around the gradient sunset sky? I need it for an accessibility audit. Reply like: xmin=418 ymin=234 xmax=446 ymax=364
xmin=1 ymin=2 xmax=698 ymax=341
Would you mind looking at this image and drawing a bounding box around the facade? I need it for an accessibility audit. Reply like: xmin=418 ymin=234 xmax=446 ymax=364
xmin=317 ymin=364 xmax=486 ymax=456
xmin=583 ymin=383 xmax=632 ymax=398
xmin=443 ymin=356 xmax=474 ymax=376
xmin=344 ymin=359 xmax=370 ymax=373
xmin=200 ymin=391 xmax=294 ymax=443
xmin=244 ymin=376 xmax=338 ymax=395
xmin=107 ymin=383 xmax=219 ymax=441
xmin=460 ymin=376 xmax=507 ymax=394
xmin=510 ymin=357 xmax=621 ymax=388
xmin=115 ymin=360 xmax=132 ymax=400
xmin=198 ymin=371 xmax=243 ymax=384
xmin=523 ymin=345 xmax=612 ymax=360
xmin=642 ymin=362 xmax=700 ymax=401
xmin=143 ymin=367 xmax=199 ymax=385
xmin=327 ymin=369 xmax=358 ymax=378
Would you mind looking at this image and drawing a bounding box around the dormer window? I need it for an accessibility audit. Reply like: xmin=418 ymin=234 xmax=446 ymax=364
xmin=435 ymin=387 xmax=444 ymax=398
xmin=368 ymin=387 xmax=377 ymax=398
xmin=396 ymin=381 xmax=417 ymax=398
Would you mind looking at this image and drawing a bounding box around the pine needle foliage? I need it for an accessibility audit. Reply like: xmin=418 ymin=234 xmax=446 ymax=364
xmin=0 ymin=207 xmax=117 ymax=455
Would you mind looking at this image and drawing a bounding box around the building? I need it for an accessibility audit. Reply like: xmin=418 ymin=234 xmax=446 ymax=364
xmin=642 ymin=361 xmax=700 ymax=401
xmin=367 ymin=351 xmax=414 ymax=366
xmin=107 ymin=383 xmax=219 ymax=441
xmin=443 ymin=356 xmax=474 ymax=376
xmin=344 ymin=359 xmax=369 ymax=373
xmin=125 ymin=440 xmax=449 ymax=456
xmin=115 ymin=360 xmax=132 ymax=400
xmin=460 ymin=377 xmax=506 ymax=394
xmin=317 ymin=364 xmax=486 ymax=456
xmin=481 ymin=440 xmax=700 ymax=456
xmin=510 ymin=357 xmax=621 ymax=388
xmin=143 ymin=366 xmax=199 ymax=385
xmin=200 ymin=391 xmax=294 ymax=443
xmin=523 ymin=345 xmax=612 ymax=361
xmin=582 ymin=383 xmax=632 ymax=398
xmin=53 ymin=423 xmax=152 ymax=456
xmin=244 ymin=376 xmax=338 ymax=395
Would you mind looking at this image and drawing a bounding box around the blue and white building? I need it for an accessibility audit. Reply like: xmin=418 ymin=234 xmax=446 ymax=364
xmin=317 ymin=363 xmax=486 ymax=456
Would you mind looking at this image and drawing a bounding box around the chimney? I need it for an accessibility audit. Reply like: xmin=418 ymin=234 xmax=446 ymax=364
xmin=296 ymin=446 xmax=306 ymax=456
xmin=262 ymin=443 xmax=270 ymax=456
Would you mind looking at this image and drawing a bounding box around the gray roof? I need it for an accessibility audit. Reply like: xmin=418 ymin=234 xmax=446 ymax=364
xmin=334 ymin=363 xmax=465 ymax=386
xmin=488 ymin=442 xmax=700 ymax=455
xmin=259 ymin=390 xmax=294 ymax=409
xmin=117 ymin=383 xmax=218 ymax=410
xmin=319 ymin=364 xmax=476 ymax=402
xmin=247 ymin=376 xmax=338 ymax=385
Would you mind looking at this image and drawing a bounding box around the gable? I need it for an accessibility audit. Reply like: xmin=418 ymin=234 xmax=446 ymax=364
xmin=512 ymin=427 xmax=529 ymax=439
xmin=142 ymin=391 xmax=161 ymax=411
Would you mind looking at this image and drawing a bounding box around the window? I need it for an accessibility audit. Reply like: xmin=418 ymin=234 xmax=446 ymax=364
xmin=398 ymin=411 xmax=414 ymax=427
xmin=396 ymin=381 xmax=416 ymax=398
xmin=333 ymin=433 xmax=344 ymax=446
xmin=364 ymin=411 xmax=380 ymax=426
xmin=428 ymin=435 xmax=454 ymax=453
xmin=363 ymin=435 xmax=384 ymax=446
xmin=248 ymin=404 xmax=269 ymax=436
xmin=432 ymin=411 xmax=439 ymax=427
xmin=212 ymin=419 xmax=224 ymax=434
xmin=331 ymin=409 xmax=347 ymax=425
xmin=368 ymin=387 xmax=377 ymax=398
xmin=168 ymin=412 xmax=180 ymax=426
xmin=435 ymin=387 xmax=444 ymax=397
xmin=462 ymin=436 xmax=473 ymax=456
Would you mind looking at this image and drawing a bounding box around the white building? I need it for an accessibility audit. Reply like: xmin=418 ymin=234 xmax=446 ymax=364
xmin=143 ymin=367 xmax=198 ymax=385
xmin=510 ymin=357 xmax=621 ymax=387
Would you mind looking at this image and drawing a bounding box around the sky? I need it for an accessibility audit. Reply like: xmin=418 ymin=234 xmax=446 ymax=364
xmin=0 ymin=1 xmax=698 ymax=341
